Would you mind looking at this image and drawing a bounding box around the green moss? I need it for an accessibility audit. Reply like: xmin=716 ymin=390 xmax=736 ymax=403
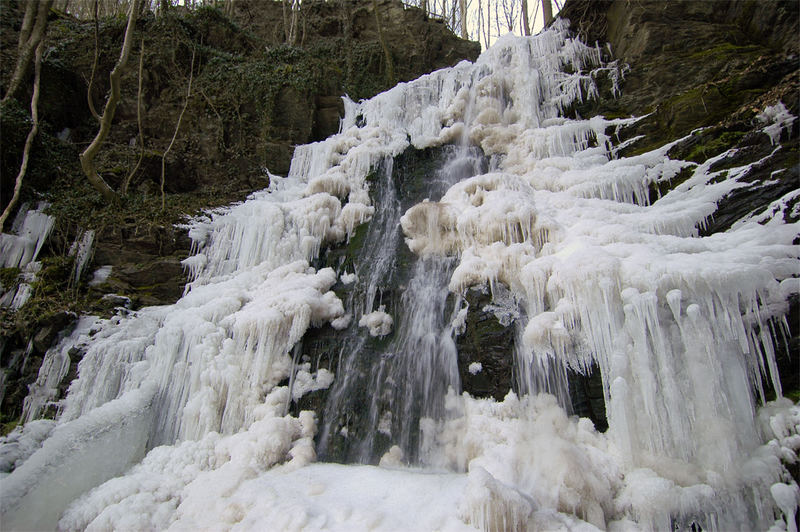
xmin=0 ymin=268 xmax=21 ymax=289
xmin=347 ymin=222 xmax=370 ymax=255
xmin=648 ymin=166 xmax=695 ymax=204
xmin=688 ymin=42 xmax=761 ymax=60
xmin=1 ymin=418 xmax=20 ymax=437
xmin=785 ymin=389 xmax=800 ymax=403
xmin=685 ymin=131 xmax=746 ymax=163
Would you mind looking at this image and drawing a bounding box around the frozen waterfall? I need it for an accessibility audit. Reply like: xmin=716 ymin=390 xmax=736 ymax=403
xmin=2 ymin=19 xmax=799 ymax=532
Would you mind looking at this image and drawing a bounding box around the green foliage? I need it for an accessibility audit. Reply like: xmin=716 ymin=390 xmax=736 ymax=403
xmin=0 ymin=268 xmax=21 ymax=290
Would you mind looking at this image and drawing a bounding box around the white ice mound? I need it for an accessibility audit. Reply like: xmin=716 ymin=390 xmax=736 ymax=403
xmin=359 ymin=306 xmax=394 ymax=337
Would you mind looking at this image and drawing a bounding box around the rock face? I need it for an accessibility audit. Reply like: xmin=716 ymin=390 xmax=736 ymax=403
xmin=455 ymin=288 xmax=515 ymax=402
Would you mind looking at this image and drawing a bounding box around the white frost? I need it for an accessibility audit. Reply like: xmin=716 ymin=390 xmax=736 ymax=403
xmin=358 ymin=306 xmax=394 ymax=337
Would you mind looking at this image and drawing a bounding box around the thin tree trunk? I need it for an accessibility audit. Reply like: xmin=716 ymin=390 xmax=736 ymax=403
xmin=3 ymin=0 xmax=53 ymax=104
xmin=122 ymin=37 xmax=146 ymax=195
xmin=289 ymin=0 xmax=299 ymax=44
xmin=87 ymin=0 xmax=101 ymax=121
xmin=542 ymin=0 xmax=553 ymax=26
xmin=18 ymin=1 xmax=37 ymax=50
xmin=372 ymin=0 xmax=395 ymax=87
xmin=494 ymin=0 xmax=500 ymax=40
xmin=485 ymin=0 xmax=491 ymax=48
xmin=161 ymin=46 xmax=195 ymax=211
xmin=0 ymin=43 xmax=44 ymax=231
xmin=459 ymin=0 xmax=467 ymax=39
xmin=80 ymin=0 xmax=142 ymax=203
xmin=521 ymin=0 xmax=530 ymax=36
xmin=282 ymin=0 xmax=290 ymax=42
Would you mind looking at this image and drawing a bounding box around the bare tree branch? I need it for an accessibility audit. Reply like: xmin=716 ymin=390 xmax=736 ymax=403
xmin=161 ymin=46 xmax=195 ymax=211
xmin=79 ymin=0 xmax=142 ymax=203
xmin=122 ymin=37 xmax=146 ymax=195
xmin=372 ymin=0 xmax=395 ymax=87
xmin=3 ymin=0 xmax=54 ymax=104
xmin=1 ymin=43 xmax=44 ymax=231
xmin=86 ymin=0 xmax=101 ymax=121
xmin=542 ymin=0 xmax=553 ymax=27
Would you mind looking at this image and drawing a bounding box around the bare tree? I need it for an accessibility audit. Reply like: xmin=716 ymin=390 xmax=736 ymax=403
xmin=282 ymin=0 xmax=300 ymax=45
xmin=500 ymin=0 xmax=517 ymax=32
xmin=459 ymin=0 xmax=467 ymax=39
xmin=373 ymin=0 xmax=395 ymax=86
xmin=521 ymin=0 xmax=530 ymax=36
xmin=122 ymin=37 xmax=146 ymax=195
xmin=79 ymin=0 xmax=142 ymax=202
xmin=542 ymin=0 xmax=553 ymax=27
xmin=2 ymin=0 xmax=54 ymax=104
xmin=161 ymin=47 xmax=195 ymax=210
xmin=0 ymin=43 xmax=45 ymax=230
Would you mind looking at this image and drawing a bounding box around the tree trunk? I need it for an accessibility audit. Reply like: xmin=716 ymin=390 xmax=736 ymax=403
xmin=542 ymin=0 xmax=553 ymax=27
xmin=122 ymin=37 xmax=146 ymax=195
xmin=161 ymin=47 xmax=195 ymax=211
xmin=18 ymin=1 xmax=37 ymax=50
xmin=282 ymin=0 xmax=290 ymax=42
xmin=289 ymin=0 xmax=299 ymax=45
xmin=372 ymin=0 xmax=395 ymax=87
xmin=521 ymin=0 xmax=530 ymax=36
xmin=0 ymin=42 xmax=44 ymax=231
xmin=3 ymin=0 xmax=53 ymax=104
xmin=459 ymin=0 xmax=467 ymax=39
xmin=79 ymin=0 xmax=142 ymax=203
xmin=87 ymin=0 xmax=100 ymax=121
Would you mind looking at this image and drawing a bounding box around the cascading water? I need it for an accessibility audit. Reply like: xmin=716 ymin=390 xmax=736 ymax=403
xmin=317 ymin=144 xmax=487 ymax=464
xmin=1 ymin=19 xmax=799 ymax=532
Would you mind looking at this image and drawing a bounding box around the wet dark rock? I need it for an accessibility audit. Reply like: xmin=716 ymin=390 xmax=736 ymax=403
xmin=568 ymin=367 xmax=607 ymax=432
xmin=32 ymin=312 xmax=76 ymax=354
xmin=455 ymin=288 xmax=515 ymax=402
xmin=91 ymin=223 xmax=192 ymax=309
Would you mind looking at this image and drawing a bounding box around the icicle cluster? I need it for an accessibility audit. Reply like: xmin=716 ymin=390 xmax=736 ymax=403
xmin=0 ymin=203 xmax=54 ymax=310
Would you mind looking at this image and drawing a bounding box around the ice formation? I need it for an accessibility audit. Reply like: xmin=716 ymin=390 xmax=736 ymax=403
xmin=1 ymin=19 xmax=798 ymax=532
xmin=0 ymin=202 xmax=55 ymax=310
xmin=468 ymin=362 xmax=483 ymax=375
xmin=358 ymin=306 xmax=394 ymax=337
